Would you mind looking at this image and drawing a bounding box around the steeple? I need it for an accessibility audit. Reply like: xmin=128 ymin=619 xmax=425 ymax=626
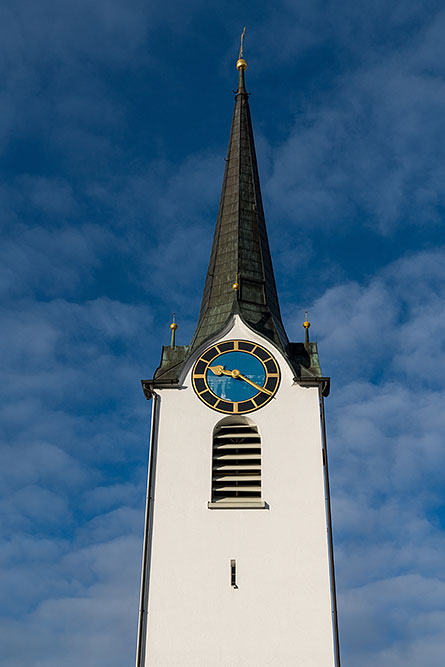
xmin=190 ymin=49 xmax=288 ymax=353
xmin=137 ymin=41 xmax=338 ymax=667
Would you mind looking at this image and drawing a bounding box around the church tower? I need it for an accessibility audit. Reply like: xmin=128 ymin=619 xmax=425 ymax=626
xmin=136 ymin=47 xmax=340 ymax=667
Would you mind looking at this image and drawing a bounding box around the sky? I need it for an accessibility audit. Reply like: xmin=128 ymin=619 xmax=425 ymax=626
xmin=1 ymin=0 xmax=445 ymax=665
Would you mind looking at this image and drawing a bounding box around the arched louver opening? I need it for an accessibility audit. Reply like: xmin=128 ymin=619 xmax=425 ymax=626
xmin=210 ymin=418 xmax=264 ymax=508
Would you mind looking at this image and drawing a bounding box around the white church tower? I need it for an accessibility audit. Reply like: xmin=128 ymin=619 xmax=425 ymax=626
xmin=136 ymin=46 xmax=341 ymax=667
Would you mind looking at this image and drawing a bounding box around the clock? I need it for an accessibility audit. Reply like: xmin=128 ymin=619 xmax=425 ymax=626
xmin=192 ymin=340 xmax=280 ymax=414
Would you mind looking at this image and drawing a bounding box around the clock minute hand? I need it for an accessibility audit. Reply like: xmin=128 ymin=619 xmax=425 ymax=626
xmin=236 ymin=372 xmax=273 ymax=396
xmin=208 ymin=365 xmax=273 ymax=396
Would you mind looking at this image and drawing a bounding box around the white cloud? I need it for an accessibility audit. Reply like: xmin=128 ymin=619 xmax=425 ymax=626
xmin=0 ymin=222 xmax=106 ymax=299
xmin=81 ymin=482 xmax=141 ymax=513
xmin=0 ymin=535 xmax=141 ymax=667
xmin=340 ymin=575 xmax=445 ymax=667
xmin=264 ymin=8 xmax=445 ymax=232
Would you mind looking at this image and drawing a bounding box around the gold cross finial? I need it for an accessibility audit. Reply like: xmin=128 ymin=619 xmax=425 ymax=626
xmin=237 ymin=27 xmax=247 ymax=71
xmin=239 ymin=26 xmax=246 ymax=59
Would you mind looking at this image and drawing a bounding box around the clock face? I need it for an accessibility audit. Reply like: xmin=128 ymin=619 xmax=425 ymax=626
xmin=192 ymin=340 xmax=280 ymax=414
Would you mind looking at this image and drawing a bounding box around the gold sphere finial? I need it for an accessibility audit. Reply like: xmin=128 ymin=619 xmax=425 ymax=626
xmin=303 ymin=310 xmax=310 ymax=329
xmin=236 ymin=27 xmax=247 ymax=71
xmin=170 ymin=312 xmax=178 ymax=331
xmin=232 ymin=272 xmax=240 ymax=291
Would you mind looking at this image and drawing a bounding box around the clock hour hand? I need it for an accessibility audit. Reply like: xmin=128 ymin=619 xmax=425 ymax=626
xmin=208 ymin=365 xmax=225 ymax=376
xmin=208 ymin=365 xmax=236 ymax=378
xmin=208 ymin=365 xmax=273 ymax=396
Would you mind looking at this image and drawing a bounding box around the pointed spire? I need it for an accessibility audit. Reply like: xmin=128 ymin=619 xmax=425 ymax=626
xmin=170 ymin=313 xmax=178 ymax=347
xmin=190 ymin=34 xmax=288 ymax=353
xmin=236 ymin=62 xmax=247 ymax=96
xmin=236 ymin=27 xmax=248 ymax=95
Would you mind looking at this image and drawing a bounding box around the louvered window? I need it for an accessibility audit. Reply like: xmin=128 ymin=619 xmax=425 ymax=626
xmin=208 ymin=419 xmax=265 ymax=509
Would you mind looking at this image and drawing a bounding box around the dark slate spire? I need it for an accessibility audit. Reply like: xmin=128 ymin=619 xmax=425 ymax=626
xmin=190 ymin=57 xmax=288 ymax=353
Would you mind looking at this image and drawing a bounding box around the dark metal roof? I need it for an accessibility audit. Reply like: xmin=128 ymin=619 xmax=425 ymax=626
xmin=189 ymin=66 xmax=288 ymax=354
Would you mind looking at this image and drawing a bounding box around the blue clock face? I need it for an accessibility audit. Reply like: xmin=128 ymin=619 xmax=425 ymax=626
xmin=192 ymin=340 xmax=280 ymax=414
xmin=206 ymin=351 xmax=265 ymax=402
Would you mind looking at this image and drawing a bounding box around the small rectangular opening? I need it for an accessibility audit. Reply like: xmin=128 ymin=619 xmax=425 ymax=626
xmin=230 ymin=559 xmax=237 ymax=588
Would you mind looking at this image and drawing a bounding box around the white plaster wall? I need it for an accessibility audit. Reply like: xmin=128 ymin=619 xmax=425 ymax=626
xmin=142 ymin=317 xmax=335 ymax=666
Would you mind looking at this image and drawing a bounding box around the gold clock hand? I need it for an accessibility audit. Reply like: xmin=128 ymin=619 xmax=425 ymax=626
xmin=236 ymin=372 xmax=273 ymax=396
xmin=209 ymin=366 xmax=234 ymax=378
xmin=209 ymin=365 xmax=224 ymax=376
xmin=208 ymin=365 xmax=273 ymax=396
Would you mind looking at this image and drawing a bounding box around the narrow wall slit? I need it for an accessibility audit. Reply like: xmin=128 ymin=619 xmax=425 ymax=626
xmin=231 ymin=559 xmax=237 ymax=588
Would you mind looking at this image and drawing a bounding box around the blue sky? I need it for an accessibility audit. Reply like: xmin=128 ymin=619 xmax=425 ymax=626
xmin=1 ymin=1 xmax=445 ymax=665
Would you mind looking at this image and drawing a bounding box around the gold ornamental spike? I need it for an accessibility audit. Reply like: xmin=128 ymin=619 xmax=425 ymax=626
xmin=303 ymin=311 xmax=310 ymax=346
xmin=232 ymin=272 xmax=240 ymax=291
xmin=170 ymin=312 xmax=178 ymax=347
